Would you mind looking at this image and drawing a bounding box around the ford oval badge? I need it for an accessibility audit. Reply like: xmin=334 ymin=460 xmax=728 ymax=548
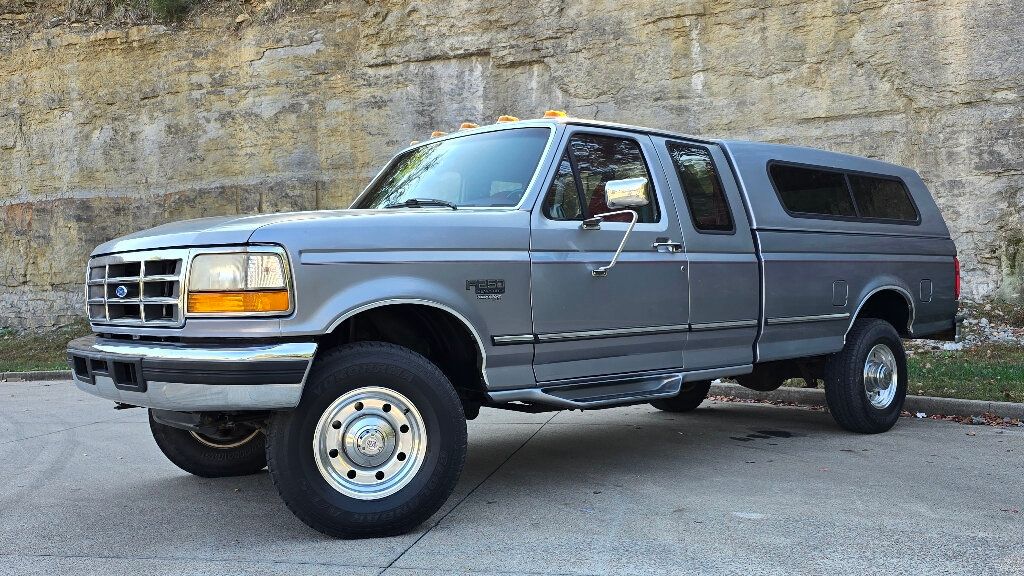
xmin=115 ymin=285 xmax=128 ymax=298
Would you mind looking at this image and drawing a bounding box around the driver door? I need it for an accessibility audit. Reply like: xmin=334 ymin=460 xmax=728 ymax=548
xmin=529 ymin=127 xmax=690 ymax=382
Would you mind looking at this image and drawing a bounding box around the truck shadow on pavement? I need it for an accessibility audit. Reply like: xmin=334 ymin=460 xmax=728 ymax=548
xmin=128 ymin=403 xmax=835 ymax=540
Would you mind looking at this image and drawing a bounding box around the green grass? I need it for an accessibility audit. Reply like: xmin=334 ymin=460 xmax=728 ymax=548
xmin=0 ymin=323 xmax=91 ymax=373
xmin=907 ymin=344 xmax=1024 ymax=403
xmin=780 ymin=343 xmax=1024 ymax=404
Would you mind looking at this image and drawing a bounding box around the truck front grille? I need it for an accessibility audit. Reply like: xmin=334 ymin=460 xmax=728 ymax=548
xmin=87 ymin=249 xmax=189 ymax=328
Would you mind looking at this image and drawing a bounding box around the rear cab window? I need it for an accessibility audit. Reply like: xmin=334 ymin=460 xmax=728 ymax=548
xmin=769 ymin=162 xmax=919 ymax=224
xmin=666 ymin=142 xmax=735 ymax=233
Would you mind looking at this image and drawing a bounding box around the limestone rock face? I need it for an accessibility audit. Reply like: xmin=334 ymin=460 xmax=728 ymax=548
xmin=1 ymin=0 xmax=1022 ymax=329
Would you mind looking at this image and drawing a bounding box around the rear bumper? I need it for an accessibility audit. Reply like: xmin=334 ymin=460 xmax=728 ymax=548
xmin=67 ymin=335 xmax=317 ymax=411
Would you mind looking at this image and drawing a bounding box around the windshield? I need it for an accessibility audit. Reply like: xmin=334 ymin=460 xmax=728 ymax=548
xmin=353 ymin=127 xmax=551 ymax=209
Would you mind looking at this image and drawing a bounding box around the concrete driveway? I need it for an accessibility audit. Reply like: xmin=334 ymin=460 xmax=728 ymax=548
xmin=1 ymin=380 xmax=1021 ymax=575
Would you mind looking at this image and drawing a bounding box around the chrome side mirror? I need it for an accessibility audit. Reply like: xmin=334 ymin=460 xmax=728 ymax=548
xmin=578 ymin=177 xmax=649 ymax=277
xmin=604 ymin=177 xmax=650 ymax=210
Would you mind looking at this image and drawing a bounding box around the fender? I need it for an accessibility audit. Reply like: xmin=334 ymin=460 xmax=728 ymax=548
xmin=845 ymin=283 xmax=916 ymax=342
xmin=321 ymin=284 xmax=492 ymax=388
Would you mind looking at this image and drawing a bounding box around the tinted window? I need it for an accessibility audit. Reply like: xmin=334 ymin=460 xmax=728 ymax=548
xmin=354 ymin=128 xmax=549 ymax=209
xmin=543 ymin=152 xmax=583 ymax=220
xmin=667 ymin=142 xmax=733 ymax=232
xmin=770 ymin=164 xmax=856 ymax=217
xmin=543 ymin=134 xmax=659 ymax=223
xmin=849 ymin=174 xmax=918 ymax=221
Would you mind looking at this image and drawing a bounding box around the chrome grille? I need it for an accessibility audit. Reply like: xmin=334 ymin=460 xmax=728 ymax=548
xmin=86 ymin=249 xmax=188 ymax=327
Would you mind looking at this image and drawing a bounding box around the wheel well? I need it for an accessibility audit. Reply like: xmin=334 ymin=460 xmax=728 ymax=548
xmin=854 ymin=289 xmax=912 ymax=336
xmin=318 ymin=304 xmax=487 ymax=408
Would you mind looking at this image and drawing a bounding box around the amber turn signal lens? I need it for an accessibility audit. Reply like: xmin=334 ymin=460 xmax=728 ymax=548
xmin=187 ymin=290 xmax=290 ymax=314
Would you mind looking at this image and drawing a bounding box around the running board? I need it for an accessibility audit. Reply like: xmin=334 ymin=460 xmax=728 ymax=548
xmin=486 ymin=365 xmax=751 ymax=410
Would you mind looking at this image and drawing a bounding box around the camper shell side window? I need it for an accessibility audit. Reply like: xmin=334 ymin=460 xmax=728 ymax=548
xmin=767 ymin=161 xmax=921 ymax=226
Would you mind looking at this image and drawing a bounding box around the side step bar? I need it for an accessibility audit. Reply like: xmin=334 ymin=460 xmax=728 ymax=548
xmin=487 ymin=365 xmax=751 ymax=411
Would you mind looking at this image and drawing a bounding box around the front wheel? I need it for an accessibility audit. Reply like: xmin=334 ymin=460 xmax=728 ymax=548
xmin=266 ymin=342 xmax=467 ymax=538
xmin=824 ymin=318 xmax=908 ymax=433
xmin=149 ymin=411 xmax=266 ymax=477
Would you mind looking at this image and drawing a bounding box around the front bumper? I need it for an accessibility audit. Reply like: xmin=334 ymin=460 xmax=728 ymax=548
xmin=67 ymin=335 xmax=317 ymax=411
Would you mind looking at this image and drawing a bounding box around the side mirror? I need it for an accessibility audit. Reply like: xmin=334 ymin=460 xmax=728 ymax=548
xmin=604 ymin=177 xmax=650 ymax=210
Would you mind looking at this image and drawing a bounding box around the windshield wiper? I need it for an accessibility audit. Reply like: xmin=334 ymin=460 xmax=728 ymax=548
xmin=384 ymin=198 xmax=458 ymax=210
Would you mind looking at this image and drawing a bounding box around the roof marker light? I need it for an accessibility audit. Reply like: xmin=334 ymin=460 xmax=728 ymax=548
xmin=543 ymin=110 xmax=567 ymax=118
xmin=410 ymin=140 xmax=420 ymax=145
xmin=496 ymin=115 xmax=520 ymax=123
xmin=430 ymin=131 xmax=447 ymax=138
xmin=459 ymin=122 xmax=479 ymax=130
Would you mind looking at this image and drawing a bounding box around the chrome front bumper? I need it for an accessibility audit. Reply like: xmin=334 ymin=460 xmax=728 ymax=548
xmin=67 ymin=335 xmax=317 ymax=411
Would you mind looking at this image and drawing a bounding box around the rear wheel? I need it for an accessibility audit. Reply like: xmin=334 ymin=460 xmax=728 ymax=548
xmin=824 ymin=318 xmax=908 ymax=433
xmin=149 ymin=411 xmax=266 ymax=477
xmin=650 ymin=380 xmax=712 ymax=413
xmin=266 ymin=342 xmax=467 ymax=538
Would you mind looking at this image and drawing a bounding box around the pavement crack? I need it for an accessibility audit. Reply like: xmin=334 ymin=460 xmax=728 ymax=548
xmin=379 ymin=410 xmax=560 ymax=575
xmin=0 ymin=413 xmax=136 ymax=446
xmin=0 ymin=552 xmax=380 ymax=569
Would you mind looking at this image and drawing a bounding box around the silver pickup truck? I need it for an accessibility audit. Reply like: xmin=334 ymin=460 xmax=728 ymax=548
xmin=67 ymin=116 xmax=959 ymax=537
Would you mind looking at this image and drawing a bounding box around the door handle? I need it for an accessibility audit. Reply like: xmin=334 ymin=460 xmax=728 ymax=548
xmin=652 ymin=240 xmax=683 ymax=253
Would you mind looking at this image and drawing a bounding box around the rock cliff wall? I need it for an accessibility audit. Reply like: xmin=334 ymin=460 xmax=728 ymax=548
xmin=2 ymin=0 xmax=1022 ymax=329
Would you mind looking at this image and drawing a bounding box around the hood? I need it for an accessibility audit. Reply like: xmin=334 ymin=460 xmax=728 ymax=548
xmin=91 ymin=212 xmax=325 ymax=255
xmin=92 ymin=209 xmax=531 ymax=256
xmin=250 ymin=208 xmax=531 ymax=254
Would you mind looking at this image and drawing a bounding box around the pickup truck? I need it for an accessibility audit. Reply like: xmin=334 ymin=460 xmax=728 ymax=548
xmin=67 ymin=114 xmax=959 ymax=538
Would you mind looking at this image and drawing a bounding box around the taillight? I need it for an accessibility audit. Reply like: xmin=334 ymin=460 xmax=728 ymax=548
xmin=954 ymin=257 xmax=961 ymax=300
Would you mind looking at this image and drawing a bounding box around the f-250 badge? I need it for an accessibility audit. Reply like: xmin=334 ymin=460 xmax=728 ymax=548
xmin=466 ymin=279 xmax=505 ymax=300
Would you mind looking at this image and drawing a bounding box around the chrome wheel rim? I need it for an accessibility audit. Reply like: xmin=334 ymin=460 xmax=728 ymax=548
xmin=313 ymin=386 xmax=427 ymax=500
xmin=189 ymin=429 xmax=260 ymax=450
xmin=863 ymin=343 xmax=899 ymax=409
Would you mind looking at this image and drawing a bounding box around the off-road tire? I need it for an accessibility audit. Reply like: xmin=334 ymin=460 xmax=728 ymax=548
xmin=266 ymin=342 xmax=467 ymax=538
xmin=149 ymin=412 xmax=266 ymax=478
xmin=650 ymin=380 xmax=713 ymax=413
xmin=824 ymin=318 xmax=908 ymax=433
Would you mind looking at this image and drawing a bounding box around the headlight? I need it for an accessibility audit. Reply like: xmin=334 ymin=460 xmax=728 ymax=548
xmin=187 ymin=251 xmax=291 ymax=315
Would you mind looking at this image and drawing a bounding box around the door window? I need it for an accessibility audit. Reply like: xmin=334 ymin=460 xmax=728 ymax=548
xmin=543 ymin=134 xmax=660 ymax=223
xmin=542 ymin=152 xmax=583 ymax=220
